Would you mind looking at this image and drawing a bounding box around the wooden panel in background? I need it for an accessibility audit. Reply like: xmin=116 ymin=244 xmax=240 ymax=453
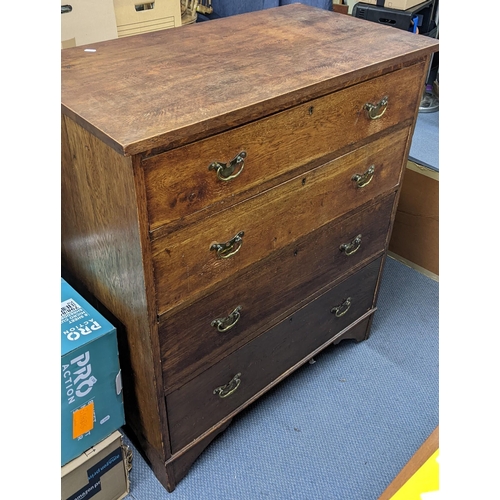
xmin=389 ymin=161 xmax=439 ymax=276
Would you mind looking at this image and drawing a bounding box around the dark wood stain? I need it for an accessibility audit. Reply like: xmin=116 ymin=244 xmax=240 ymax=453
xmin=166 ymin=257 xmax=382 ymax=453
xmin=160 ymin=194 xmax=396 ymax=393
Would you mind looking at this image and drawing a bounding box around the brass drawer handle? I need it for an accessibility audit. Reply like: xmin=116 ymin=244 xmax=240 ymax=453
xmin=208 ymin=151 xmax=246 ymax=181
xmin=331 ymin=297 xmax=352 ymax=318
xmin=213 ymin=373 xmax=242 ymax=398
xmin=340 ymin=234 xmax=362 ymax=256
xmin=364 ymin=96 xmax=388 ymax=120
xmin=210 ymin=231 xmax=244 ymax=259
xmin=211 ymin=306 xmax=242 ymax=333
xmin=352 ymin=165 xmax=375 ymax=188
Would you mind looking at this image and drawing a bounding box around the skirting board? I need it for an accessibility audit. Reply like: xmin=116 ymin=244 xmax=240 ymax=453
xmin=387 ymin=252 xmax=438 ymax=282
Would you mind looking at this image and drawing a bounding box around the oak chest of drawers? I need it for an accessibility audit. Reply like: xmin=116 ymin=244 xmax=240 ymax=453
xmin=61 ymin=4 xmax=438 ymax=492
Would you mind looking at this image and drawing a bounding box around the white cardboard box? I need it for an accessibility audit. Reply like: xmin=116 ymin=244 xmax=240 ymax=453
xmin=61 ymin=0 xmax=118 ymax=48
xmin=61 ymin=0 xmax=181 ymax=48
xmin=61 ymin=430 xmax=130 ymax=500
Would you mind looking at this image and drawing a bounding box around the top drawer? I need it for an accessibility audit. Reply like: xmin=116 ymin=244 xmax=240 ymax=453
xmin=143 ymin=61 xmax=425 ymax=235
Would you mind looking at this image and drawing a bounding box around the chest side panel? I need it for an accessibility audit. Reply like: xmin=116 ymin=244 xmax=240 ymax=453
xmin=61 ymin=115 xmax=169 ymax=460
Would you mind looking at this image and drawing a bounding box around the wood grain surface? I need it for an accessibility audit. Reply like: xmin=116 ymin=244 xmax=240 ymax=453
xmin=60 ymin=4 xmax=438 ymax=491
xmin=160 ymin=194 xmax=396 ymax=393
xmin=61 ymin=115 xmax=171 ymax=464
xmin=143 ymin=62 xmax=423 ymax=233
xmin=151 ymin=127 xmax=409 ymax=314
xmin=61 ymin=4 xmax=438 ymax=156
xmin=166 ymin=257 xmax=382 ymax=453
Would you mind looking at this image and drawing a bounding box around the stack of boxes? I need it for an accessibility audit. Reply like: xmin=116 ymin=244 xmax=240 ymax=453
xmin=61 ymin=278 xmax=130 ymax=500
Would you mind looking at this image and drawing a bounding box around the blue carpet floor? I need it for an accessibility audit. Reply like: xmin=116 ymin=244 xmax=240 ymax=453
xmin=122 ymin=256 xmax=439 ymax=499
xmin=409 ymin=111 xmax=439 ymax=171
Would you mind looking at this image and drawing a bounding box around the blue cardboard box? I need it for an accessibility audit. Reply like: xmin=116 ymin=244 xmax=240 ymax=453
xmin=61 ymin=278 xmax=125 ymax=466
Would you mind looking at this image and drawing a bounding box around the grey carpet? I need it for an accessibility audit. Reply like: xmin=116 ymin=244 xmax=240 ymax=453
xmin=122 ymin=256 xmax=439 ymax=499
xmin=409 ymin=111 xmax=439 ymax=171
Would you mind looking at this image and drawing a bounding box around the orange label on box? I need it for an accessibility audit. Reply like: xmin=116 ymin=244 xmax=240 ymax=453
xmin=72 ymin=401 xmax=95 ymax=439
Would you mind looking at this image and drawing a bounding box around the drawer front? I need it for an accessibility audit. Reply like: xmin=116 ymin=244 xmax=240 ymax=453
xmin=152 ymin=128 xmax=408 ymax=314
xmin=166 ymin=257 xmax=382 ymax=453
xmin=143 ymin=62 xmax=424 ymax=233
xmin=160 ymin=194 xmax=395 ymax=393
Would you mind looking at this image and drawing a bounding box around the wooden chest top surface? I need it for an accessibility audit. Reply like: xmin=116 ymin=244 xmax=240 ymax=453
xmin=61 ymin=4 xmax=437 ymax=156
